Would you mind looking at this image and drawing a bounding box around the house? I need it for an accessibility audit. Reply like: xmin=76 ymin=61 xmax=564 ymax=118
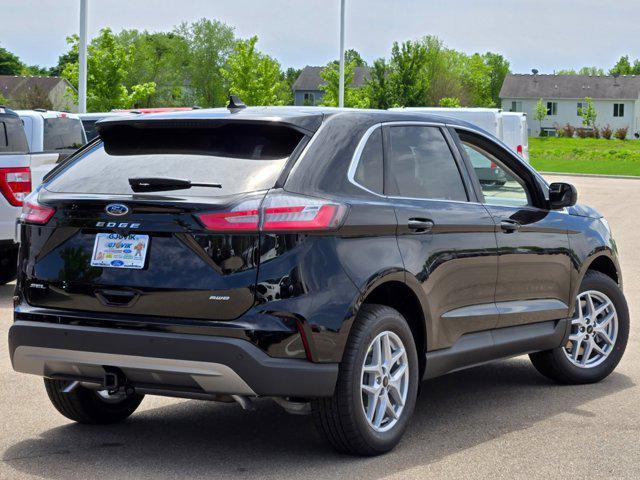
xmin=292 ymin=65 xmax=370 ymax=106
xmin=499 ymin=74 xmax=640 ymax=138
xmin=0 ymin=75 xmax=76 ymax=112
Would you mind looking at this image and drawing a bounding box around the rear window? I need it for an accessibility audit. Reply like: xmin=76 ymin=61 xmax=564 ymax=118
xmin=0 ymin=115 xmax=29 ymax=154
xmin=43 ymin=117 xmax=86 ymax=151
xmin=46 ymin=122 xmax=305 ymax=197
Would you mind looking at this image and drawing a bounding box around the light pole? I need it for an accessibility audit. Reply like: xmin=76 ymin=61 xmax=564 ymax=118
xmin=78 ymin=0 xmax=88 ymax=113
xmin=338 ymin=0 xmax=345 ymax=108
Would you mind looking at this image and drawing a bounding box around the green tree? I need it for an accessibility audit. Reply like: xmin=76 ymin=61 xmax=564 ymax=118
xmin=221 ymin=36 xmax=289 ymax=106
xmin=175 ymin=18 xmax=235 ymax=107
xmin=534 ymin=98 xmax=547 ymax=135
xmin=461 ymin=53 xmax=493 ymax=106
xmin=319 ymin=60 xmax=369 ymax=108
xmin=609 ymin=55 xmax=633 ymax=75
xmin=439 ymin=97 xmax=461 ymax=107
xmin=22 ymin=64 xmax=50 ymax=76
xmin=365 ymin=58 xmax=391 ymax=109
xmin=49 ymin=37 xmax=78 ymax=77
xmin=387 ymin=39 xmax=429 ymax=106
xmin=580 ymin=97 xmax=597 ymax=128
xmin=62 ymin=28 xmax=156 ymax=111
xmin=116 ymin=30 xmax=189 ymax=106
xmin=483 ymin=52 xmax=510 ymax=106
xmin=0 ymin=45 xmax=22 ymax=75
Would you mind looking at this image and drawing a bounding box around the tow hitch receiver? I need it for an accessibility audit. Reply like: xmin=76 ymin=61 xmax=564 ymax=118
xmin=103 ymin=368 xmax=133 ymax=395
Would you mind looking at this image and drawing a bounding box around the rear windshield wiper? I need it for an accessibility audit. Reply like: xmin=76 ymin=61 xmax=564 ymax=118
xmin=129 ymin=177 xmax=222 ymax=193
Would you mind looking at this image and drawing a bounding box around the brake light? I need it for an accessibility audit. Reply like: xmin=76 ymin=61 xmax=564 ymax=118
xmin=490 ymin=161 xmax=497 ymax=170
xmin=196 ymin=193 xmax=346 ymax=233
xmin=516 ymin=145 xmax=523 ymax=156
xmin=20 ymin=193 xmax=56 ymax=225
xmin=0 ymin=167 xmax=31 ymax=206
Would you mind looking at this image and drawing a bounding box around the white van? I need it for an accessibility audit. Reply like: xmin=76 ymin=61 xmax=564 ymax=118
xmin=389 ymin=107 xmax=504 ymax=139
xmin=389 ymin=107 xmax=530 ymax=163
xmin=501 ymin=112 xmax=529 ymax=162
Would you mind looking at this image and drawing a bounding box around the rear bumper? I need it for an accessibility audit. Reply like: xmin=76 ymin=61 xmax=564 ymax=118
xmin=9 ymin=320 xmax=338 ymax=398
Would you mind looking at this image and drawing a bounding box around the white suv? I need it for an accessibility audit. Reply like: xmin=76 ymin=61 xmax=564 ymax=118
xmin=0 ymin=109 xmax=86 ymax=283
xmin=0 ymin=107 xmax=31 ymax=283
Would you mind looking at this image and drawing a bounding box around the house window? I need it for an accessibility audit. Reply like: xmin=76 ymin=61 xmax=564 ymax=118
xmin=614 ymin=103 xmax=625 ymax=117
xmin=510 ymin=101 xmax=522 ymax=112
xmin=546 ymin=102 xmax=558 ymax=116
xmin=577 ymin=102 xmax=586 ymax=116
xmin=303 ymin=92 xmax=315 ymax=106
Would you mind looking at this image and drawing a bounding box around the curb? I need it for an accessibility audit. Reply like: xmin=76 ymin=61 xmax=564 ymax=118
xmin=540 ymin=171 xmax=640 ymax=180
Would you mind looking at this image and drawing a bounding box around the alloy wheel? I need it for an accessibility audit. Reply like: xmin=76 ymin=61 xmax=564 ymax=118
xmin=360 ymin=331 xmax=409 ymax=432
xmin=563 ymin=290 xmax=618 ymax=368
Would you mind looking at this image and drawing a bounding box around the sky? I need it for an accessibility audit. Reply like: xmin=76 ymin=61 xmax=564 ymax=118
xmin=2 ymin=0 xmax=640 ymax=74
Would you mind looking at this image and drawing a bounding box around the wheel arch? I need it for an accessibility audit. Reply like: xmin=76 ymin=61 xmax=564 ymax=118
xmin=343 ymin=270 xmax=428 ymax=378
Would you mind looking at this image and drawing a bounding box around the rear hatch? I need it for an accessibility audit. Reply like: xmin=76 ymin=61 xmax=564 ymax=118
xmin=22 ymin=119 xmax=306 ymax=320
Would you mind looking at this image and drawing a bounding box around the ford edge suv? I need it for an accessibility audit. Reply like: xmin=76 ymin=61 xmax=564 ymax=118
xmin=8 ymin=106 xmax=629 ymax=456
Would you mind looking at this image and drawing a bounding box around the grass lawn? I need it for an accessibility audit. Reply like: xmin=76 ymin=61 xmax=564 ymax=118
xmin=529 ymin=137 xmax=640 ymax=176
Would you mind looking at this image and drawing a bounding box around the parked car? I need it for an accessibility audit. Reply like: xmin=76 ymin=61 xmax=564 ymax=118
xmin=390 ymin=107 xmax=530 ymax=162
xmin=9 ymin=107 xmax=629 ymax=456
xmin=79 ymin=112 xmax=135 ymax=142
xmin=16 ymin=109 xmax=87 ymax=186
xmin=0 ymin=106 xmax=30 ymax=284
xmin=502 ymin=111 xmax=529 ymax=161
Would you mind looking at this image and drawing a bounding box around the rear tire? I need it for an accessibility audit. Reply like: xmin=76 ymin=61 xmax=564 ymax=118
xmin=44 ymin=379 xmax=144 ymax=424
xmin=312 ymin=304 xmax=419 ymax=456
xmin=530 ymin=270 xmax=629 ymax=384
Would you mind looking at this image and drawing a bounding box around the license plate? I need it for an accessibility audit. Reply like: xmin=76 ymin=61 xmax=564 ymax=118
xmin=90 ymin=233 xmax=149 ymax=269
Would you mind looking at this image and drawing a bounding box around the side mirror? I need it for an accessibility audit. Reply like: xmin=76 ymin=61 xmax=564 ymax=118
xmin=549 ymin=182 xmax=578 ymax=209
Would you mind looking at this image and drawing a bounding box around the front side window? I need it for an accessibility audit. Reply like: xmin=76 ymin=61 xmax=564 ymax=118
xmin=547 ymin=102 xmax=558 ymax=116
xmin=386 ymin=126 xmax=467 ymax=201
xmin=461 ymin=141 xmax=530 ymax=207
xmin=43 ymin=117 xmax=86 ymax=151
xmin=614 ymin=103 xmax=624 ymax=117
xmin=354 ymin=128 xmax=383 ymax=194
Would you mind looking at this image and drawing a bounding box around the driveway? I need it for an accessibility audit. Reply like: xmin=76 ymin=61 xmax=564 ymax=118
xmin=1 ymin=174 xmax=639 ymax=479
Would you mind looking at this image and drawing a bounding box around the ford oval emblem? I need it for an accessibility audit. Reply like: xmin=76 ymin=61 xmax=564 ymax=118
xmin=105 ymin=203 xmax=129 ymax=216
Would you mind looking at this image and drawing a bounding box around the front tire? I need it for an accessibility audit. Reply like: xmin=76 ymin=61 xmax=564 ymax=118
xmin=44 ymin=379 xmax=144 ymax=424
xmin=530 ymin=270 xmax=629 ymax=384
xmin=312 ymin=304 xmax=419 ymax=456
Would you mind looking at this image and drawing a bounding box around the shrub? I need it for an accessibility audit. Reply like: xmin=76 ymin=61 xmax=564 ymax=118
xmin=615 ymin=127 xmax=629 ymax=140
xmin=576 ymin=127 xmax=591 ymax=138
xmin=439 ymin=97 xmax=461 ymax=107
xmin=554 ymin=123 xmax=564 ymax=137
xmin=563 ymin=123 xmax=576 ymax=137
xmin=592 ymin=126 xmax=600 ymax=139
xmin=601 ymin=124 xmax=613 ymax=139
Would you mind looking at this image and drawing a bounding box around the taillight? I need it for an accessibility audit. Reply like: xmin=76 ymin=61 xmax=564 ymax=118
xmin=516 ymin=145 xmax=523 ymax=156
xmin=20 ymin=192 xmax=56 ymax=225
xmin=0 ymin=167 xmax=31 ymax=206
xmin=490 ymin=161 xmax=497 ymax=169
xmin=196 ymin=193 xmax=347 ymax=233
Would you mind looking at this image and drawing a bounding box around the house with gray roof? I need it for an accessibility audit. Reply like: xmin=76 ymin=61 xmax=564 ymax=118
xmin=500 ymin=74 xmax=640 ymax=138
xmin=0 ymin=75 xmax=76 ymax=112
xmin=292 ymin=65 xmax=370 ymax=106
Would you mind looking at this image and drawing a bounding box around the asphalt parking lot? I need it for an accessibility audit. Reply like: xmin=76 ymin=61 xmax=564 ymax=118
xmin=1 ymin=174 xmax=639 ymax=479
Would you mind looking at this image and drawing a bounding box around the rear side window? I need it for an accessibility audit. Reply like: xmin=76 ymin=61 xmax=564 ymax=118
xmin=0 ymin=115 xmax=29 ymax=154
xmin=386 ymin=126 xmax=467 ymax=201
xmin=354 ymin=128 xmax=383 ymax=194
xmin=46 ymin=122 xmax=305 ymax=197
xmin=43 ymin=117 xmax=86 ymax=151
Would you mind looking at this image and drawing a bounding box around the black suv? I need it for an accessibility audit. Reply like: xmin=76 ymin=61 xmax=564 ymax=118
xmin=8 ymin=107 xmax=629 ymax=456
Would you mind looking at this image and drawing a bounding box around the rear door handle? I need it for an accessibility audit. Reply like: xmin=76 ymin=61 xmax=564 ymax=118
xmin=500 ymin=219 xmax=520 ymax=233
xmin=408 ymin=218 xmax=434 ymax=233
